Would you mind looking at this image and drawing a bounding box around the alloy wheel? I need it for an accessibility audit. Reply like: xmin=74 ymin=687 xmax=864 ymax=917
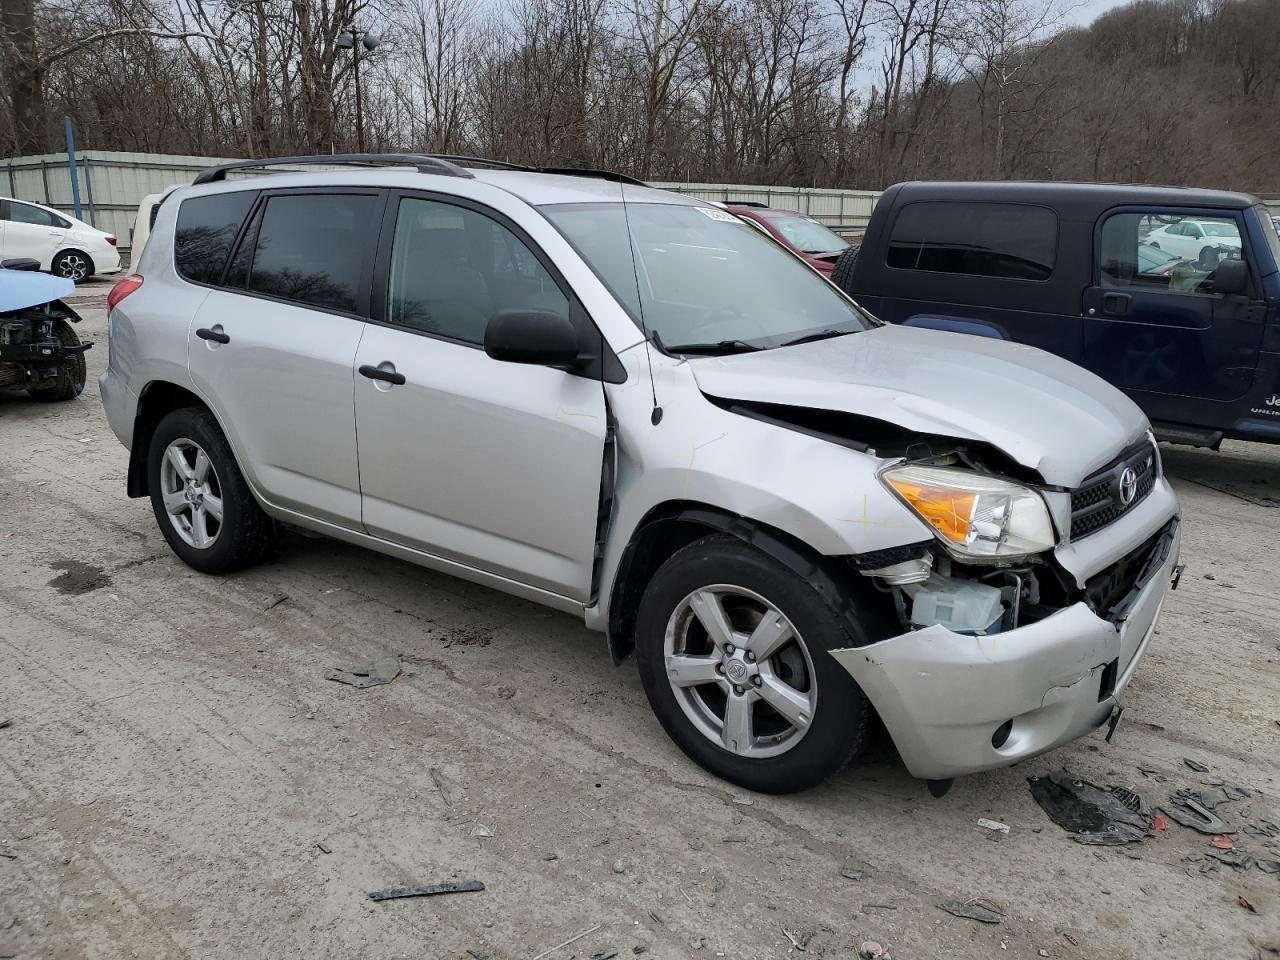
xmin=56 ymin=254 xmax=89 ymax=281
xmin=159 ymin=438 xmax=224 ymax=549
xmin=663 ymin=584 xmax=816 ymax=758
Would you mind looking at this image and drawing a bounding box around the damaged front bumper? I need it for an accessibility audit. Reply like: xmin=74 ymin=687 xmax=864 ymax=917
xmin=831 ymin=518 xmax=1181 ymax=780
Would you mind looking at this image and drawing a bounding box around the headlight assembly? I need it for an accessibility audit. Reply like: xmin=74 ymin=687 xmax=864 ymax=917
xmin=882 ymin=464 xmax=1056 ymax=561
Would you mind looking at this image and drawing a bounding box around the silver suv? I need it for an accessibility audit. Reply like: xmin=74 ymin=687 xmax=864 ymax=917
xmin=101 ymin=155 xmax=1182 ymax=795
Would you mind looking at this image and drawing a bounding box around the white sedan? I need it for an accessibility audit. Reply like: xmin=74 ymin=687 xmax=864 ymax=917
xmin=1144 ymin=217 xmax=1242 ymax=268
xmin=0 ymin=196 xmax=121 ymax=282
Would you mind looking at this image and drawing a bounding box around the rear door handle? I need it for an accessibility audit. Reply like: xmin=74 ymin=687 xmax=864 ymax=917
xmin=1102 ymin=292 xmax=1132 ymax=317
xmin=196 ymin=327 xmax=230 ymax=344
xmin=359 ymin=363 xmax=406 ymax=386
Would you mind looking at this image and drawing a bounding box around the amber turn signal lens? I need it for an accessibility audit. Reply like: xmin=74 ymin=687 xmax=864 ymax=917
xmin=884 ymin=478 xmax=975 ymax=543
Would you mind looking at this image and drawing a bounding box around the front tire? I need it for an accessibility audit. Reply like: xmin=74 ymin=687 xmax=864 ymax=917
xmin=635 ymin=535 xmax=872 ymax=793
xmin=27 ymin=320 xmax=86 ymax=402
xmin=51 ymin=249 xmax=93 ymax=283
xmin=148 ymin=407 xmax=275 ymax=574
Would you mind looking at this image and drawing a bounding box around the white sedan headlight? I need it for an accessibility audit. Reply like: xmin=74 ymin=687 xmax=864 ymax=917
xmin=881 ymin=464 xmax=1056 ymax=561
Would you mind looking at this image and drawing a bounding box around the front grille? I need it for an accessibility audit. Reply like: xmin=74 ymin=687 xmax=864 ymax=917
xmin=1083 ymin=517 xmax=1178 ymax=621
xmin=1070 ymin=442 xmax=1157 ymax=540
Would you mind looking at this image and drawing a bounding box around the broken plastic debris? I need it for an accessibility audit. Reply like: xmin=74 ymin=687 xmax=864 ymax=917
xmin=1257 ymin=859 xmax=1280 ymax=874
xmin=368 ymin=880 xmax=484 ymax=901
xmin=977 ymin=818 xmax=1010 ymax=834
xmin=1207 ymin=849 xmax=1251 ymax=869
xmin=1238 ymin=895 xmax=1258 ymax=914
xmin=1159 ymin=796 xmax=1234 ymax=836
xmin=1183 ymin=758 xmax=1210 ymax=773
xmin=782 ymin=928 xmax=813 ymax=951
xmin=327 ymin=660 xmax=402 ymax=688
xmin=1211 ymin=835 xmax=1234 ymax=850
xmin=939 ymin=900 xmax=1004 ymax=924
xmin=1028 ymin=770 xmax=1152 ymax=845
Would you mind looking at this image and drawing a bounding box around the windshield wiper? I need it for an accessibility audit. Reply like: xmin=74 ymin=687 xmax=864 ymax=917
xmin=778 ymin=328 xmax=853 ymax=348
xmin=664 ymin=339 xmax=763 ymax=355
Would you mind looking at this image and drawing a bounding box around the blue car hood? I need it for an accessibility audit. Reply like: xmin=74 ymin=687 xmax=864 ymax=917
xmin=0 ymin=270 xmax=75 ymax=313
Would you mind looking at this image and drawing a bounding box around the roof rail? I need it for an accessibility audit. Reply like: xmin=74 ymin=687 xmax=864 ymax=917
xmin=538 ymin=166 xmax=647 ymax=187
xmin=723 ymin=200 xmax=768 ymax=208
xmin=191 ymin=154 xmax=474 ymax=185
xmin=428 ymin=155 xmax=647 ymax=186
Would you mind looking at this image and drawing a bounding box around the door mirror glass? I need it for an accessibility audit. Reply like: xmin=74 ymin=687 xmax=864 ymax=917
xmin=1209 ymin=257 xmax=1249 ymax=296
xmin=484 ymin=309 xmax=581 ymax=367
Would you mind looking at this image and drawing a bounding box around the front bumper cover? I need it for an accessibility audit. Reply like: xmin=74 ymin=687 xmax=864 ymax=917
xmin=831 ymin=518 xmax=1180 ymax=780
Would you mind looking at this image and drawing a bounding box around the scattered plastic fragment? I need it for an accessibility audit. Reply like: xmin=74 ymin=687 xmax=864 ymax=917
xmin=840 ymin=868 xmax=865 ymax=881
xmin=1207 ymin=850 xmax=1251 ymax=869
xmin=1028 ymin=770 xmax=1152 ymax=845
xmin=1184 ymin=759 xmax=1209 ymax=773
xmin=1175 ymin=786 xmax=1248 ymax=811
xmin=1238 ymin=895 xmax=1258 ymax=914
xmin=368 ymin=880 xmax=484 ymax=901
xmin=471 ymin=824 xmax=493 ymax=838
xmin=315 ymin=841 xmax=331 ymax=854
xmin=1153 ymin=816 xmax=1167 ymax=831
xmin=327 ymin=660 xmax=402 ymax=688
xmin=1245 ymin=822 xmax=1280 ymax=839
xmin=0 ymin=719 xmax=11 ymax=731
xmin=1257 ymin=860 xmax=1280 ymax=874
xmin=1160 ymin=797 xmax=1234 ymax=836
xmin=977 ymin=818 xmax=1010 ymax=834
xmin=940 ymin=900 xmax=1004 ymax=924
xmin=591 ymin=951 xmax=619 ymax=960
xmin=1211 ymin=835 xmax=1234 ymax=850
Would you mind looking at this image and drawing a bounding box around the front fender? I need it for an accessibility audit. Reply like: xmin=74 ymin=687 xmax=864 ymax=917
xmin=587 ymin=344 xmax=930 ymax=633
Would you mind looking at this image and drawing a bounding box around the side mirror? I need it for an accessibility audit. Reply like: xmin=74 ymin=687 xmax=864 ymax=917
xmin=1 ymin=257 xmax=41 ymax=272
xmin=484 ymin=309 xmax=582 ymax=367
xmin=1210 ymin=257 xmax=1249 ymax=296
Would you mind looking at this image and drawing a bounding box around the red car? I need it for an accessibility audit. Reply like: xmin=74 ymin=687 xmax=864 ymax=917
xmin=724 ymin=202 xmax=853 ymax=278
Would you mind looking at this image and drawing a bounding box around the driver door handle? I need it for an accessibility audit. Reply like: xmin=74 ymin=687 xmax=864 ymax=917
xmin=196 ymin=327 xmax=230 ymax=344
xmin=359 ymin=363 xmax=406 ymax=386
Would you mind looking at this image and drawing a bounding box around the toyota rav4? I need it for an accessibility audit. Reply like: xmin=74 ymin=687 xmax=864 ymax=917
xmin=101 ymin=155 xmax=1182 ymax=795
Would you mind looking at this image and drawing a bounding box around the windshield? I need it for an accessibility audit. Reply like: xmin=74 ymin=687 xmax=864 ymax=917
xmin=1200 ymin=221 xmax=1238 ymax=238
xmin=541 ymin=201 xmax=871 ymax=351
xmin=757 ymin=211 xmax=850 ymax=255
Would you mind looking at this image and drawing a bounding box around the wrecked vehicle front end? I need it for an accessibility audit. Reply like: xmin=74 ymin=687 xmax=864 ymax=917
xmin=0 ymin=262 xmax=91 ymax=400
xmin=669 ymin=326 xmax=1182 ymax=782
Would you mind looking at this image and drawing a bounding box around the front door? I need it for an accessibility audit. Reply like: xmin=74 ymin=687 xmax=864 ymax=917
xmin=1 ymin=200 xmax=67 ymax=264
xmin=354 ymin=194 xmax=607 ymax=601
xmin=1083 ymin=208 xmax=1264 ymax=419
xmin=186 ymin=189 xmax=384 ymax=530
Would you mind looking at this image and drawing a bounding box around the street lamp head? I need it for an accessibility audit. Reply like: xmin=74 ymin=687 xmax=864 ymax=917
xmin=362 ymin=31 xmax=380 ymax=51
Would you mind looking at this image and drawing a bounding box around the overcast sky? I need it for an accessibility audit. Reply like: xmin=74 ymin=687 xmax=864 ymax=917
xmin=1064 ymin=0 xmax=1131 ymax=26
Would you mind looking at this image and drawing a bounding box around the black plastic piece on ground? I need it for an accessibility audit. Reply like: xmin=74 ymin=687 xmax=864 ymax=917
xmin=927 ymin=778 xmax=955 ymax=798
xmin=368 ymin=880 xmax=485 ymax=901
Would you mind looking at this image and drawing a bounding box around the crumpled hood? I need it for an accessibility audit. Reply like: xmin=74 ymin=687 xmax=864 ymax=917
xmin=688 ymin=324 xmax=1150 ymax=487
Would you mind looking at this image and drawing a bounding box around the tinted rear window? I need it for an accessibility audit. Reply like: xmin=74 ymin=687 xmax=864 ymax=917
xmin=887 ymin=201 xmax=1057 ymax=281
xmin=246 ymin=194 xmax=378 ymax=313
xmin=175 ymin=193 xmax=257 ymax=285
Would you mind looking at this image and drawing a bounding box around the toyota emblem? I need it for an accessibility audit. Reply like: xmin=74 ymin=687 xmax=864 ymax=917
xmin=1118 ymin=466 xmax=1138 ymax=506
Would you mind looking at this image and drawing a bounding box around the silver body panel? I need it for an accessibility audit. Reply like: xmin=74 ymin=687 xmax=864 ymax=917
xmin=100 ymin=165 xmax=1181 ymax=781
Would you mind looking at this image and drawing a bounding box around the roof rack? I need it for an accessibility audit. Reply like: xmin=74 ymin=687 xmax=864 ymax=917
xmin=192 ymin=154 xmax=473 ymax=185
xmin=429 ymin=155 xmax=531 ymax=172
xmin=537 ymin=166 xmax=647 ymax=187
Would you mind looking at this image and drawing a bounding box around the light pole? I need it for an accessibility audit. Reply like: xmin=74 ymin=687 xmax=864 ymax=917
xmin=336 ymin=27 xmax=379 ymax=153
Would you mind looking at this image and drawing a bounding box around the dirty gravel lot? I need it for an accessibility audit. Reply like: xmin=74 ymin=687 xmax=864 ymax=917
xmin=2 ymin=282 xmax=1279 ymax=960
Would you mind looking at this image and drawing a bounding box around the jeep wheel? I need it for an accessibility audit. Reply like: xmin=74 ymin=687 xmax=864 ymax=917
xmin=634 ymin=535 xmax=871 ymax=794
xmin=148 ymin=407 xmax=275 ymax=574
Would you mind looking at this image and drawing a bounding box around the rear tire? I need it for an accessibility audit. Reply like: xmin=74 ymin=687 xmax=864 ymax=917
xmin=634 ymin=535 xmax=872 ymax=794
xmin=830 ymin=244 xmax=860 ymax=296
xmin=27 ymin=320 xmax=86 ymax=402
xmin=148 ymin=407 xmax=275 ymax=574
xmin=51 ymin=249 xmax=93 ymax=283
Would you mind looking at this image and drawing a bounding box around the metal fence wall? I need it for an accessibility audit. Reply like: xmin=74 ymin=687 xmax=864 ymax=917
xmin=0 ymin=152 xmax=233 ymax=251
xmin=0 ymin=151 xmax=882 ymax=254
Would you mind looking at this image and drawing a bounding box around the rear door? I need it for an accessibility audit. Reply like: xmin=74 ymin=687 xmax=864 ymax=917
xmin=185 ymin=188 xmax=384 ymax=530
xmin=353 ymin=192 xmax=607 ymax=601
xmin=1 ymin=200 xmax=68 ymax=264
xmin=1083 ymin=208 xmax=1264 ymax=418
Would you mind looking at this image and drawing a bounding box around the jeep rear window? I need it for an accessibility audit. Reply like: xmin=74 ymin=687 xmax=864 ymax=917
xmin=175 ymin=192 xmax=257 ymax=285
xmin=887 ymin=201 xmax=1057 ymax=282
